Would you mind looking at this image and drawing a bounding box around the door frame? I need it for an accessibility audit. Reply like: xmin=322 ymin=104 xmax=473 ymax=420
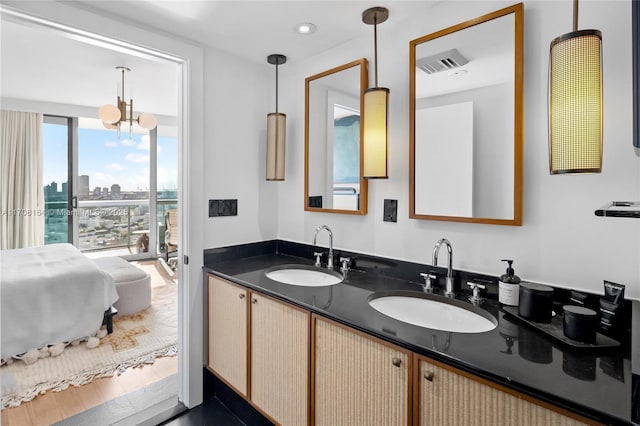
xmin=41 ymin=114 xmax=77 ymax=246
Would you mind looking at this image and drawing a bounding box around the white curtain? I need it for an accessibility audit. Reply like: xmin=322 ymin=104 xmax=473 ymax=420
xmin=1 ymin=110 xmax=44 ymax=249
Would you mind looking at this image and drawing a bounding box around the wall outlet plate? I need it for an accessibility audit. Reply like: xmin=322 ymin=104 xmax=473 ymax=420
xmin=209 ymin=199 xmax=238 ymax=217
xmin=383 ymin=199 xmax=397 ymax=222
xmin=308 ymin=196 xmax=323 ymax=208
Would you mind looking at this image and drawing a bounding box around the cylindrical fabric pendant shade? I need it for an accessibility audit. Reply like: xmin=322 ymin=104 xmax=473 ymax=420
xmin=549 ymin=29 xmax=602 ymax=174
xmin=266 ymin=112 xmax=286 ymax=181
xmin=363 ymin=87 xmax=389 ymax=178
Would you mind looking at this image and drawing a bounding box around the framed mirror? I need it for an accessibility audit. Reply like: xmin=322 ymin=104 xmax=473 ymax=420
xmin=409 ymin=3 xmax=523 ymax=225
xmin=305 ymin=58 xmax=369 ymax=214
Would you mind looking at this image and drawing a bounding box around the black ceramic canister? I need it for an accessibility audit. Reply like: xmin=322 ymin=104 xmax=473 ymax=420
xmin=563 ymin=305 xmax=598 ymax=343
xmin=518 ymin=282 xmax=554 ymax=322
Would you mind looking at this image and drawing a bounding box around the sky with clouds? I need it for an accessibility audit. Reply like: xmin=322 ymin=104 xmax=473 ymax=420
xmin=43 ymin=123 xmax=177 ymax=194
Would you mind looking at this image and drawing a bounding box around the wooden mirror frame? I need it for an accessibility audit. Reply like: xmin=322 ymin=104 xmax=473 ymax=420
xmin=409 ymin=3 xmax=523 ymax=226
xmin=304 ymin=58 xmax=369 ymax=215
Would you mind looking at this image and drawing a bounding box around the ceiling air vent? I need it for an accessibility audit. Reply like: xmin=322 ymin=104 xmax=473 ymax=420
xmin=416 ymin=49 xmax=469 ymax=75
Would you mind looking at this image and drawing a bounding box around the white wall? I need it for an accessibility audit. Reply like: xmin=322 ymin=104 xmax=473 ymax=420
xmin=307 ymin=83 xmax=329 ymax=202
xmin=417 ymin=83 xmax=514 ymax=219
xmin=201 ymin=50 xmax=278 ymax=247
xmin=277 ymin=0 xmax=640 ymax=300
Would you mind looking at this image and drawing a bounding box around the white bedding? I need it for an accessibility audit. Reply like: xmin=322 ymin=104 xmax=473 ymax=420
xmin=0 ymin=244 xmax=118 ymax=359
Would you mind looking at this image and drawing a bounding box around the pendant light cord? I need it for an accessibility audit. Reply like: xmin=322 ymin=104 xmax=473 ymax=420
xmin=362 ymin=7 xmax=387 ymax=89
xmin=121 ymin=68 xmax=126 ymax=101
xmin=373 ymin=14 xmax=379 ymax=88
xmin=267 ymin=54 xmax=286 ymax=114
xmin=573 ymin=0 xmax=578 ymax=32
xmin=275 ymin=63 xmax=279 ymax=113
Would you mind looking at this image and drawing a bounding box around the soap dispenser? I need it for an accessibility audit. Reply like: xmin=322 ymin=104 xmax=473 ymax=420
xmin=499 ymin=259 xmax=521 ymax=306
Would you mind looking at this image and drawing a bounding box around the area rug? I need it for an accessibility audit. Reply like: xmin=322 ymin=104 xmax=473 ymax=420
xmin=0 ymin=273 xmax=177 ymax=409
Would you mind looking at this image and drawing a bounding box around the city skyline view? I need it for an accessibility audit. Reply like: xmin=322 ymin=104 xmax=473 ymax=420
xmin=43 ymin=122 xmax=178 ymax=194
xmin=42 ymin=119 xmax=178 ymax=249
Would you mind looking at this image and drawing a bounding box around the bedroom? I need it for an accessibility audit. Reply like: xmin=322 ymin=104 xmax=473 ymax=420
xmin=1 ymin=5 xmax=182 ymax=424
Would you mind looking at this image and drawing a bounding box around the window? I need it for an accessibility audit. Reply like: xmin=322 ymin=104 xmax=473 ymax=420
xmin=42 ymin=115 xmax=177 ymax=258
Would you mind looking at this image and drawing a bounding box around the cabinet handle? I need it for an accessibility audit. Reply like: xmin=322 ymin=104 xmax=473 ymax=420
xmin=252 ymin=298 xmax=258 ymax=304
xmin=391 ymin=357 xmax=402 ymax=367
xmin=424 ymin=371 xmax=435 ymax=382
xmin=239 ymin=293 xmax=245 ymax=299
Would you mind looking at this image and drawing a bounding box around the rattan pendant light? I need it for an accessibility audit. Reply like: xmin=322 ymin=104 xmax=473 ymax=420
xmin=548 ymin=0 xmax=603 ymax=174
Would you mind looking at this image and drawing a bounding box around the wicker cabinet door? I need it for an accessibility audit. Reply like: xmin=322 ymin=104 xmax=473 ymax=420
xmin=416 ymin=357 xmax=590 ymax=426
xmin=314 ymin=317 xmax=411 ymax=426
xmin=250 ymin=292 xmax=310 ymax=426
xmin=207 ymin=275 xmax=248 ymax=397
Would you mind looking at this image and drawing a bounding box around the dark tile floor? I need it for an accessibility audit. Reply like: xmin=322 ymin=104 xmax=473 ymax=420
xmin=160 ymin=397 xmax=244 ymax=426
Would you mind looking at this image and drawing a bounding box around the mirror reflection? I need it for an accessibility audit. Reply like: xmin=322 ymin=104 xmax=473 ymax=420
xmin=305 ymin=59 xmax=368 ymax=214
xmin=409 ymin=4 xmax=523 ymax=225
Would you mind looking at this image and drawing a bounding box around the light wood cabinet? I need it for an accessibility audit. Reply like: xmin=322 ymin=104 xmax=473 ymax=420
xmin=207 ymin=274 xmax=309 ymax=425
xmin=313 ymin=315 xmax=412 ymax=426
xmin=250 ymin=292 xmax=309 ymax=426
xmin=207 ymin=273 xmax=597 ymax=426
xmin=414 ymin=355 xmax=593 ymax=426
xmin=207 ymin=275 xmax=248 ymax=397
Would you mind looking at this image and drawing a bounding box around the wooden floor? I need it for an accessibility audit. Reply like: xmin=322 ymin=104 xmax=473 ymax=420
xmin=1 ymin=259 xmax=178 ymax=426
xmin=1 ymin=357 xmax=178 ymax=426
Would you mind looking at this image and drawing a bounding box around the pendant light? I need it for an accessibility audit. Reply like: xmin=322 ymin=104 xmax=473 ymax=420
xmin=99 ymin=66 xmax=157 ymax=139
xmin=266 ymin=54 xmax=287 ymax=181
xmin=548 ymin=0 xmax=602 ymax=174
xmin=362 ymin=7 xmax=390 ymax=179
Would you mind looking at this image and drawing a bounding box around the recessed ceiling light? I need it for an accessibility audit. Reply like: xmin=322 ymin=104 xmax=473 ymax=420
xmin=295 ymin=22 xmax=316 ymax=35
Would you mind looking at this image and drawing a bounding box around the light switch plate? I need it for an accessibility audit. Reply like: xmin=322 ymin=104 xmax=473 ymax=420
xmin=384 ymin=199 xmax=397 ymax=222
xmin=209 ymin=199 xmax=238 ymax=217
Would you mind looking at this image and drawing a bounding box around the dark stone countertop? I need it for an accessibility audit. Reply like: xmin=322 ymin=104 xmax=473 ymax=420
xmin=203 ymin=241 xmax=633 ymax=425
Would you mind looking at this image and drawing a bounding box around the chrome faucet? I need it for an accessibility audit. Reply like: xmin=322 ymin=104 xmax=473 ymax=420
xmin=313 ymin=225 xmax=334 ymax=269
xmin=432 ymin=238 xmax=454 ymax=297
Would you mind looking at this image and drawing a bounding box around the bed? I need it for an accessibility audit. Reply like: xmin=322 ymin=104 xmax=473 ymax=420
xmin=0 ymin=243 xmax=118 ymax=360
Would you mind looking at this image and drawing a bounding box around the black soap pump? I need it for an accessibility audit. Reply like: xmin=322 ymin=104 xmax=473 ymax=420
xmin=499 ymin=259 xmax=521 ymax=306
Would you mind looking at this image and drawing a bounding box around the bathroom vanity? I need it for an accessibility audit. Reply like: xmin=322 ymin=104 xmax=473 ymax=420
xmin=203 ymin=240 xmax=634 ymax=425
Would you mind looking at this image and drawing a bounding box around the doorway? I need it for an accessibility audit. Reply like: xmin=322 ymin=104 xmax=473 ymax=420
xmin=1 ymin=6 xmax=192 ymax=425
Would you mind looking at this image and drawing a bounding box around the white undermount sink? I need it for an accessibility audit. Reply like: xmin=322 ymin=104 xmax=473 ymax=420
xmin=265 ymin=265 xmax=343 ymax=287
xmin=368 ymin=292 xmax=497 ymax=333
